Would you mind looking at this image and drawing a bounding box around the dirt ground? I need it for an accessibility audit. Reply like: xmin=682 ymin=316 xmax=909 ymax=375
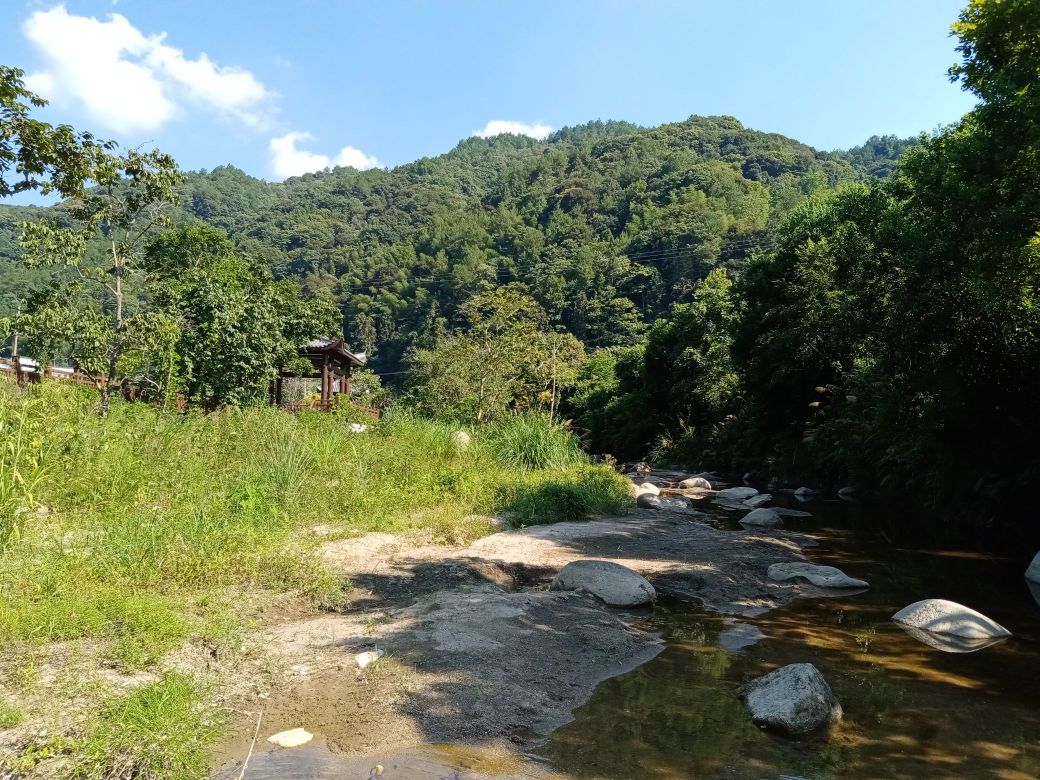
xmin=215 ymin=498 xmax=827 ymax=778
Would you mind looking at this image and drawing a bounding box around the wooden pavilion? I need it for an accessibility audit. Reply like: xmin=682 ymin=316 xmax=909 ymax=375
xmin=272 ymin=338 xmax=367 ymax=411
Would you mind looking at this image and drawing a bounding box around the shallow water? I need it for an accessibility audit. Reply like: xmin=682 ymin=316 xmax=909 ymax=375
xmin=222 ymin=497 xmax=1040 ymax=779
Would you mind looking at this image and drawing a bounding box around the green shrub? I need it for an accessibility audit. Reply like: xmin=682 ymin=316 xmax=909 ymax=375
xmin=499 ymin=467 xmax=631 ymax=525
xmin=483 ymin=414 xmax=586 ymax=470
xmin=84 ymin=673 xmax=217 ymax=780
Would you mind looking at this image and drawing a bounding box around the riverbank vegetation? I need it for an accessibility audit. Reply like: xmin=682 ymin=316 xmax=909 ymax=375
xmin=0 ymin=381 xmax=628 ymax=777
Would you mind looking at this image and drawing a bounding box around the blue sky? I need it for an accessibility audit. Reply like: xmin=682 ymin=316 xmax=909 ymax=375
xmin=1 ymin=0 xmax=977 ymax=186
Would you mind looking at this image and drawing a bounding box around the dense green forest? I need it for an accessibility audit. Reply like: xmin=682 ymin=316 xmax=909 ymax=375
xmin=3 ymin=0 xmax=1038 ymax=531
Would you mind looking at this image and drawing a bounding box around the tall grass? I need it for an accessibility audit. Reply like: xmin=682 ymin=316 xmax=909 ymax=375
xmin=0 ymin=383 xmax=628 ymax=777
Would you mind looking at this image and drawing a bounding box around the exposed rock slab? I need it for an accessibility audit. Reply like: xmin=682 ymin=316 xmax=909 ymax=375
xmin=767 ymin=562 xmax=869 ymax=589
xmin=892 ymin=599 xmax=1011 ymax=640
xmin=743 ymin=493 xmax=772 ymax=508
xmin=550 ymin=559 xmax=656 ymax=606
xmin=717 ymin=486 xmax=758 ymax=500
xmin=636 ymin=493 xmax=662 ymax=509
xmin=738 ymin=663 xmax=842 ymax=736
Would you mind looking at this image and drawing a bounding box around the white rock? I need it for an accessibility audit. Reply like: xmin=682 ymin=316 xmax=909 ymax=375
xmin=739 ymin=508 xmax=783 ymax=528
xmin=738 ymin=663 xmax=842 ymax=736
xmin=717 ymin=486 xmax=758 ymax=500
xmin=678 ymin=476 xmax=713 ymax=490
xmin=891 ymin=599 xmax=1011 ymax=639
xmin=743 ymin=493 xmax=772 ymax=508
xmin=636 ymin=493 xmax=662 ymax=509
xmin=637 ymin=482 xmax=660 ymax=495
xmin=767 ymin=562 xmax=869 ymax=589
xmin=1026 ymin=551 xmax=1040 ymax=584
xmin=349 ymin=423 xmax=369 ymax=433
xmin=267 ymin=728 xmax=313 ymax=748
xmin=452 ymin=430 xmax=472 ymax=448
xmin=356 ymin=649 xmax=385 ymax=669
xmin=550 ymin=559 xmax=655 ymax=606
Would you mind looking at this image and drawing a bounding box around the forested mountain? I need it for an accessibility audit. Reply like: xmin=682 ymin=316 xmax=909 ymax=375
xmin=1 ymin=115 xmax=894 ymax=372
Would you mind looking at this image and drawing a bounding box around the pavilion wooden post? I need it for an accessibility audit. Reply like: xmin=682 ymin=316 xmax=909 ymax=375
xmin=320 ymin=352 xmax=331 ymax=407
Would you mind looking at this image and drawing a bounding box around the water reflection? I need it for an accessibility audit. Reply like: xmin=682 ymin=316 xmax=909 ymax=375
xmin=533 ymin=497 xmax=1040 ymax=779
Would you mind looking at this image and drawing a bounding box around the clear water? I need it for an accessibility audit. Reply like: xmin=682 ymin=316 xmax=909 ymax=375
xmin=223 ymin=498 xmax=1040 ymax=779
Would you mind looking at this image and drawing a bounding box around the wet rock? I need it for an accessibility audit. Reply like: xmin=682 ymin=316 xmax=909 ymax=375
xmin=636 ymin=493 xmax=663 ymax=510
xmin=767 ymin=562 xmax=869 ymax=589
xmin=772 ymin=507 xmax=813 ymax=518
xmin=637 ymin=482 xmax=661 ymax=496
xmin=1025 ymin=551 xmax=1040 ymax=584
xmin=743 ymin=493 xmax=772 ymax=508
xmin=452 ymin=430 xmax=471 ymax=449
xmin=891 ymin=599 xmax=1011 ymax=640
xmin=719 ymin=621 xmax=765 ymax=651
xmin=837 ymin=486 xmax=856 ymax=499
xmin=896 ymin=624 xmax=1009 ymax=653
xmin=793 ymin=486 xmax=816 ymax=498
xmin=268 ymin=728 xmax=314 ymax=748
xmin=679 ymin=476 xmax=713 ymax=490
xmin=738 ymin=663 xmax=842 ymax=736
xmin=550 ymin=559 xmax=655 ymax=606
xmin=355 ymin=649 xmax=385 ymax=669
xmin=739 ymin=508 xmax=783 ymax=528
xmin=717 ymin=486 xmax=758 ymax=501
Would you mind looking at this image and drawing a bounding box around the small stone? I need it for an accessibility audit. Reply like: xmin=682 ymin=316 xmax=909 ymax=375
xmin=739 ymin=508 xmax=783 ymax=528
xmin=739 ymin=663 xmax=842 ymax=736
xmin=267 ymin=728 xmax=313 ymax=748
xmin=550 ymin=559 xmax=655 ymax=606
xmin=452 ymin=430 xmax=472 ymax=449
xmin=356 ymin=649 xmax=385 ymax=669
xmin=636 ymin=493 xmax=662 ymax=509
xmin=678 ymin=476 xmax=712 ymax=490
xmin=767 ymin=562 xmax=869 ymax=589
xmin=717 ymin=486 xmax=758 ymax=500
xmin=743 ymin=493 xmax=772 ymax=508
xmin=793 ymin=486 xmax=816 ymax=497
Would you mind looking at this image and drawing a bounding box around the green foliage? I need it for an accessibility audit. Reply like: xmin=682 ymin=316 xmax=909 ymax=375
xmin=0 ymin=65 xmax=110 ymax=199
xmin=482 ymin=414 xmax=587 ymax=470
xmin=84 ymin=673 xmax=217 ymax=780
xmin=0 ymin=698 xmax=22 ymax=729
xmin=146 ymin=224 xmax=339 ymax=410
xmin=499 ymin=467 xmax=632 ymax=525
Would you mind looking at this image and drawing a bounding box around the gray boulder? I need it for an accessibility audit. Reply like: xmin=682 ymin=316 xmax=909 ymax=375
xmin=743 ymin=493 xmax=772 ymax=508
xmin=738 ymin=663 xmax=842 ymax=736
xmin=767 ymin=562 xmax=869 ymax=589
xmin=1026 ymin=551 xmax=1040 ymax=584
xmin=739 ymin=508 xmax=783 ymax=528
xmin=636 ymin=493 xmax=663 ymax=510
xmin=678 ymin=476 xmax=713 ymax=490
xmin=717 ymin=486 xmax=758 ymax=501
xmin=773 ymin=507 xmax=813 ymax=518
xmin=891 ymin=599 xmax=1011 ymax=640
xmin=550 ymin=560 xmax=655 ymax=606
xmin=793 ymin=486 xmax=816 ymax=497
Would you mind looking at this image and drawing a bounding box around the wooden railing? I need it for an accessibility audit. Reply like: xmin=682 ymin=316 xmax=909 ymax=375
xmin=279 ymin=399 xmax=380 ymax=417
xmin=0 ymin=357 xmax=98 ymax=388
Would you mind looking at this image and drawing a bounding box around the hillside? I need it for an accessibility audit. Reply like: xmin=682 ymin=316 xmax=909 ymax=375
xmin=1 ymin=116 xmax=892 ymax=371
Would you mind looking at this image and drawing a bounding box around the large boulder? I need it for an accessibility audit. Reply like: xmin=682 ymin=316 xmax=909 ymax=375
xmin=767 ymin=562 xmax=869 ymax=589
xmin=739 ymin=508 xmax=783 ymax=528
xmin=678 ymin=476 xmax=713 ymax=490
xmin=738 ymin=663 xmax=842 ymax=736
xmin=717 ymin=486 xmax=758 ymax=501
xmin=636 ymin=493 xmax=663 ymax=510
xmin=550 ymin=560 xmax=656 ymax=606
xmin=637 ymin=482 xmax=660 ymax=496
xmin=891 ymin=599 xmax=1011 ymax=640
xmin=1026 ymin=551 xmax=1040 ymax=584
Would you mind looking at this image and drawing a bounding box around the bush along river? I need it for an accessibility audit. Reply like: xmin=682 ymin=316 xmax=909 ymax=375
xmin=217 ymin=484 xmax=1040 ymax=780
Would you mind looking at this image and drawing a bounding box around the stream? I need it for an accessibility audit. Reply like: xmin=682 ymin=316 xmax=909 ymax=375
xmin=223 ymin=495 xmax=1040 ymax=779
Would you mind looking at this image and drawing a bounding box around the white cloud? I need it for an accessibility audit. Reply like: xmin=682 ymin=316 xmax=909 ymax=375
xmin=22 ymin=5 xmax=274 ymax=135
xmin=473 ymin=119 xmax=552 ymax=140
xmin=268 ymin=132 xmax=380 ymax=180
